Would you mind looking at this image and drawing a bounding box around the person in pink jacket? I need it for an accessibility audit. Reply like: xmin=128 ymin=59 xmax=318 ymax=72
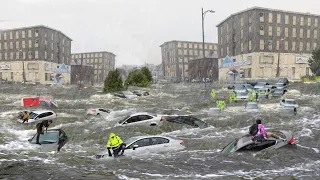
xmin=255 ymin=119 xmax=282 ymax=140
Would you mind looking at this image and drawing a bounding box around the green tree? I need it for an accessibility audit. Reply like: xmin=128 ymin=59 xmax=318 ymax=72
xmin=125 ymin=70 xmax=150 ymax=88
xmin=308 ymin=48 xmax=320 ymax=76
xmin=140 ymin=66 xmax=153 ymax=82
xmin=103 ymin=69 xmax=124 ymax=93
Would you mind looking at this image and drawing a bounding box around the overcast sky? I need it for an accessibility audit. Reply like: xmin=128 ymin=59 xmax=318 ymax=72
xmin=1 ymin=0 xmax=319 ymax=67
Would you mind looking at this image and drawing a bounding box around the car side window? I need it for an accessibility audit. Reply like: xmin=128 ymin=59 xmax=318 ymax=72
xmin=151 ymin=137 xmax=169 ymax=145
xmin=37 ymin=112 xmax=47 ymax=118
xmin=125 ymin=116 xmax=139 ymax=124
xmin=99 ymin=109 xmax=109 ymax=112
xmin=146 ymin=115 xmax=153 ymax=119
xmin=138 ymin=115 xmax=149 ymax=121
xmin=130 ymin=138 xmax=151 ymax=148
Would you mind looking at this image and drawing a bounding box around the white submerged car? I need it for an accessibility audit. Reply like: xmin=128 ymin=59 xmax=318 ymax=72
xmin=87 ymin=108 xmax=111 ymax=116
xmin=245 ymin=102 xmax=260 ymax=112
xmin=118 ymin=113 xmax=164 ymax=127
xmin=95 ymin=135 xmax=185 ymax=159
xmin=18 ymin=110 xmax=57 ymax=124
xmin=280 ymin=99 xmax=299 ymax=108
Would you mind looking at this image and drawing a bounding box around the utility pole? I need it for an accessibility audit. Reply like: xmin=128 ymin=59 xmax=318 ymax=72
xmin=20 ymin=50 xmax=26 ymax=84
xmin=276 ymin=38 xmax=285 ymax=77
xmin=201 ymin=8 xmax=215 ymax=88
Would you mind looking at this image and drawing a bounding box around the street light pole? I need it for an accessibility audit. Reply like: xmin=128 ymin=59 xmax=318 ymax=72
xmin=276 ymin=38 xmax=285 ymax=77
xmin=201 ymin=8 xmax=215 ymax=88
xmin=20 ymin=50 xmax=26 ymax=84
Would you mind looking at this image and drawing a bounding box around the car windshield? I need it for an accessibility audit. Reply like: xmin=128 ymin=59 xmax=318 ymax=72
xmin=276 ymin=83 xmax=284 ymax=87
xmin=278 ymin=78 xmax=287 ymax=83
xmin=244 ymin=85 xmax=253 ymax=89
xmin=29 ymin=112 xmax=38 ymax=119
xmin=246 ymin=103 xmax=258 ymax=109
xmin=274 ymin=89 xmax=283 ymax=93
xmin=287 ymin=100 xmax=296 ymax=104
xmin=118 ymin=115 xmax=130 ymax=124
xmin=30 ymin=131 xmax=58 ymax=144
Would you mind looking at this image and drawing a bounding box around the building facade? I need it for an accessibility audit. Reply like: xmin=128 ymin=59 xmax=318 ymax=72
xmin=188 ymin=57 xmax=219 ymax=81
xmin=71 ymin=51 xmax=115 ymax=82
xmin=160 ymin=40 xmax=218 ymax=81
xmin=0 ymin=25 xmax=72 ymax=65
xmin=0 ymin=61 xmax=71 ymax=84
xmin=217 ymin=7 xmax=320 ymax=81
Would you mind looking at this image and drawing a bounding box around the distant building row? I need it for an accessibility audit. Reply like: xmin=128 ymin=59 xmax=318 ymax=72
xmin=161 ymin=7 xmax=320 ymax=81
xmin=0 ymin=25 xmax=115 ymax=84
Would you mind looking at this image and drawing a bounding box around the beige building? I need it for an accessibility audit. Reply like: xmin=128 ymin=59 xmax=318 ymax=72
xmin=160 ymin=40 xmax=218 ymax=81
xmin=0 ymin=61 xmax=71 ymax=84
xmin=71 ymin=51 xmax=115 ymax=82
xmin=218 ymin=53 xmax=310 ymax=82
xmin=216 ymin=7 xmax=319 ymax=81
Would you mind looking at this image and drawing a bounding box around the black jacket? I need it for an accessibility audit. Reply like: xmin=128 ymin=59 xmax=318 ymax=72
xmin=36 ymin=120 xmax=51 ymax=130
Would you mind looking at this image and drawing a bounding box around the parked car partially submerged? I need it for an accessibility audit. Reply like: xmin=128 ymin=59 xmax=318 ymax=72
xmin=114 ymin=91 xmax=138 ymax=99
xmin=18 ymin=110 xmax=57 ymax=124
xmin=163 ymin=115 xmax=208 ymax=128
xmin=271 ymin=88 xmax=287 ymax=97
xmin=95 ymin=135 xmax=185 ymax=159
xmin=132 ymin=90 xmax=149 ymax=96
xmin=236 ymin=92 xmax=249 ymax=100
xmin=281 ymin=106 xmax=297 ymax=116
xmin=278 ymin=78 xmax=289 ymax=86
xmin=87 ymin=108 xmax=111 ymax=116
xmin=118 ymin=113 xmax=164 ymax=127
xmin=280 ymin=99 xmax=299 ymax=108
xmin=254 ymin=82 xmax=269 ymax=90
xmin=245 ymin=102 xmax=260 ymax=112
xmin=28 ymin=129 xmax=68 ymax=151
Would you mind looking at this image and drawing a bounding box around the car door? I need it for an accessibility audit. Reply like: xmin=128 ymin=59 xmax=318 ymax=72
xmin=148 ymin=137 xmax=170 ymax=153
xmin=123 ymin=116 xmax=139 ymax=126
xmin=126 ymin=138 xmax=152 ymax=155
xmin=41 ymin=112 xmax=54 ymax=120
xmin=136 ymin=115 xmax=152 ymax=126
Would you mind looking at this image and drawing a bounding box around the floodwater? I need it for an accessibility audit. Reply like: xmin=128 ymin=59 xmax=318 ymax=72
xmin=0 ymin=82 xmax=319 ymax=180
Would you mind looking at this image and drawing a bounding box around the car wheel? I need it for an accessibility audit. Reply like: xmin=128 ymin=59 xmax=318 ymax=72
xmin=97 ymin=113 xmax=100 ymax=116
xmin=150 ymin=123 xmax=157 ymax=126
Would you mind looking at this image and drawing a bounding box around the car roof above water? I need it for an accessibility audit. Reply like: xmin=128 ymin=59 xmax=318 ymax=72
xmin=30 ymin=110 xmax=55 ymax=114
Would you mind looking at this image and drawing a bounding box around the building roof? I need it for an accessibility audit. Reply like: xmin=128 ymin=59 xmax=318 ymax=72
xmin=159 ymin=40 xmax=218 ymax=47
xmin=217 ymin=6 xmax=320 ymax=27
xmin=0 ymin=25 xmax=72 ymax=41
xmin=72 ymin=51 xmax=116 ymax=56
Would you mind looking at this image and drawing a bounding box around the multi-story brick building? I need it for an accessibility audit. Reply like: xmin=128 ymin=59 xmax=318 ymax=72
xmin=160 ymin=40 xmax=218 ymax=81
xmin=217 ymin=7 xmax=320 ymax=81
xmin=0 ymin=25 xmax=72 ymax=84
xmin=71 ymin=51 xmax=115 ymax=82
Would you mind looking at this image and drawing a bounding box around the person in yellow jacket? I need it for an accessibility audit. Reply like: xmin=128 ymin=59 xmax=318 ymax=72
xmin=211 ymin=89 xmax=216 ymax=100
xmin=107 ymin=133 xmax=126 ymax=157
xmin=22 ymin=111 xmax=30 ymax=123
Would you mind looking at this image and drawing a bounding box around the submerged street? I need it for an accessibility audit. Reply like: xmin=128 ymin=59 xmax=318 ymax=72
xmin=0 ymin=82 xmax=319 ymax=180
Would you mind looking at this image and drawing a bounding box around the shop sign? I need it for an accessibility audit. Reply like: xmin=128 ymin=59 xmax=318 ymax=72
xmin=0 ymin=64 xmax=11 ymax=70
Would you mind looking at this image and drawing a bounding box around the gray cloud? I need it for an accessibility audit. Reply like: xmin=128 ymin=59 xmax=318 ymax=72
xmin=1 ymin=0 xmax=319 ymax=66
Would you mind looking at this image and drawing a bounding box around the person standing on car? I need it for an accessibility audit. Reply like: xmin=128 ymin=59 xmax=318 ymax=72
xmin=22 ymin=111 xmax=30 ymax=123
xmin=35 ymin=120 xmax=53 ymax=145
xmin=252 ymin=119 xmax=283 ymax=140
xmin=107 ymin=133 xmax=126 ymax=157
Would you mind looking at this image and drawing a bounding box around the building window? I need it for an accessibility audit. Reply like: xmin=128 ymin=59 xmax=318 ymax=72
xmin=221 ymin=48 xmax=223 ymax=56
xmin=184 ymin=49 xmax=187 ymax=55
xmin=293 ymin=16 xmax=297 ymax=25
xmin=277 ymin=14 xmax=281 ymax=23
xmin=285 ymin=15 xmax=289 ymax=24
xmin=35 ymin=51 xmax=38 ymax=59
xmin=241 ymin=30 xmax=243 ymax=39
xmin=45 ymin=73 xmax=53 ymax=81
xmin=300 ymin=17 xmax=304 ymax=26
xmin=23 ymin=52 xmax=26 ymax=59
xmin=194 ymin=44 xmax=198 ymax=49
xmin=314 ymin=43 xmax=317 ymax=49
xmin=307 ymin=29 xmax=310 ymax=38
xmin=260 ymin=40 xmax=265 ymax=50
xmin=35 ymin=29 xmax=39 ymax=37
xmin=260 ymin=12 xmax=264 ymax=22
xmin=0 ymin=43 xmax=1 ymax=50
xmin=284 ymin=41 xmax=288 ymax=50
xmin=4 ymin=33 xmax=7 ymax=40
xmin=249 ymin=26 xmax=252 ymax=35
xmin=22 ymin=31 xmax=25 ymax=38
xmin=249 ymin=15 xmax=252 ymax=24
xmin=268 ymin=13 xmax=273 ymax=23
xmin=268 ymin=42 xmax=272 ymax=50
xmin=16 ymin=52 xmax=19 ymax=59
xmin=28 ymin=30 xmax=32 ymax=37
xmin=4 ymin=42 xmax=7 ymax=49
xmin=10 ymin=52 xmax=13 ymax=59
xmin=227 ymin=35 xmax=229 ymax=42
xmin=178 ymin=42 xmax=181 ymax=48
xmin=249 ymin=41 xmax=252 ymax=51
xmin=307 ymin=42 xmax=310 ymax=51
xmin=276 ymin=41 xmax=279 ymax=50
xmin=11 ymin=72 xmax=13 ymax=80
xmin=34 ymin=40 xmax=39 ymax=47
xmin=51 ymin=33 xmax=54 ymax=40
xmin=285 ymin=27 xmax=288 ymax=37
xmin=10 ymin=32 xmax=13 ymax=39
xmin=189 ymin=50 xmax=193 ymax=56
xmin=293 ymin=28 xmax=297 ymax=37
xmin=268 ymin=26 xmax=273 ymax=36
xmin=16 ymin=41 xmax=19 ymax=49
xmin=4 ymin=53 xmax=7 ymax=60
xmin=299 ymin=42 xmax=303 ymax=51
xmin=15 ymin=31 xmax=19 ymax=39
xmin=240 ymin=17 xmax=243 ymax=26
xmin=315 ymin=18 xmax=318 ymax=27
xmin=227 ymin=47 xmax=229 ymax=55
xmin=10 ymin=42 xmax=13 ymax=49
xmin=314 ymin=30 xmax=318 ymax=39
xmin=51 ymin=43 xmax=53 ymax=50
xmin=277 ymin=26 xmax=281 ymax=36
xmin=300 ymin=29 xmax=304 ymax=38
xmin=0 ymin=53 xmax=2 ymax=60
xmin=307 ymin=17 xmax=311 ymax=26
xmin=260 ymin=26 xmax=264 ymax=35
xmin=51 ymin=53 xmax=53 ymax=60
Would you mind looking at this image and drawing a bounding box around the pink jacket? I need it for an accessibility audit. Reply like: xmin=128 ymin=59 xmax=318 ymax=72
xmin=256 ymin=124 xmax=267 ymax=138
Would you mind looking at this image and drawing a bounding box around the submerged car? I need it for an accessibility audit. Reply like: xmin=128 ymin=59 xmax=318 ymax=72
xmin=243 ymin=84 xmax=254 ymax=92
xmin=275 ymin=83 xmax=286 ymax=89
xmin=18 ymin=110 xmax=57 ymax=124
xmin=271 ymin=88 xmax=287 ymax=97
xmin=132 ymin=90 xmax=149 ymax=96
xmin=256 ymin=88 xmax=269 ymax=100
xmin=280 ymin=99 xmax=299 ymax=108
xmin=163 ymin=115 xmax=208 ymax=128
xmin=114 ymin=91 xmax=138 ymax=99
xmin=221 ymin=131 xmax=295 ymax=153
xmin=234 ymin=85 xmax=247 ymax=93
xmin=28 ymin=129 xmax=68 ymax=151
xmin=118 ymin=113 xmax=164 ymax=127
xmin=278 ymin=78 xmax=289 ymax=86
xmin=96 ymin=135 xmax=185 ymax=159
xmin=245 ymin=102 xmax=259 ymax=112
xmin=281 ymin=106 xmax=297 ymax=116
xmin=87 ymin=108 xmax=111 ymax=116
xmin=254 ymin=82 xmax=269 ymax=90
xmin=236 ymin=92 xmax=249 ymax=100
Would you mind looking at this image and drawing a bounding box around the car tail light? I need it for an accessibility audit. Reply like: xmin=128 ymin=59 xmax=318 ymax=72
xmin=289 ymin=137 xmax=295 ymax=144
xmin=180 ymin=141 xmax=184 ymax=145
xmin=160 ymin=116 xmax=165 ymax=121
xmin=92 ymin=110 xmax=96 ymax=112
